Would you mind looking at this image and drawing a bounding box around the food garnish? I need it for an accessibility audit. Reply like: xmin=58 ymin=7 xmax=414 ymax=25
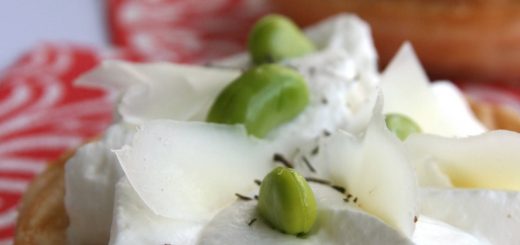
xmin=248 ymin=14 xmax=315 ymax=64
xmin=207 ymin=64 xmax=309 ymax=138
xmin=385 ymin=113 xmax=422 ymax=140
xmin=257 ymin=166 xmax=317 ymax=235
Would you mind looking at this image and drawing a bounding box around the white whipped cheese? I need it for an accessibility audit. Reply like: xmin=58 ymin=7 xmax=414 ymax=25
xmin=64 ymin=124 xmax=134 ymax=244
xmin=68 ymin=15 xmax=382 ymax=244
xmin=304 ymin=14 xmax=378 ymax=80
xmin=198 ymin=184 xmax=412 ymax=245
xmin=412 ymin=216 xmax=490 ymax=245
xmin=269 ymin=48 xmax=378 ymax=155
xmin=77 ymin=14 xmax=379 ymax=158
xmin=420 ymin=188 xmax=520 ymax=245
xmin=65 ymin=13 xmax=507 ymax=245
xmin=111 ymin=118 xmax=416 ymax=244
xmin=110 ymin=116 xmax=486 ymax=245
xmin=110 ymin=178 xmax=204 ymax=245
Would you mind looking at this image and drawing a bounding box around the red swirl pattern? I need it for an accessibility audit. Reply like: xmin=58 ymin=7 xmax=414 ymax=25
xmin=0 ymin=44 xmax=113 ymax=242
xmin=108 ymin=0 xmax=270 ymax=63
xmin=1 ymin=0 xmax=519 ymax=243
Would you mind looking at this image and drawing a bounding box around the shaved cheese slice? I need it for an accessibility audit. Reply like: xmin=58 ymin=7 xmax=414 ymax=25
xmin=380 ymin=43 xmax=485 ymax=137
xmin=420 ymin=188 xmax=520 ymax=245
xmin=115 ymin=120 xmax=275 ymax=221
xmin=412 ymin=157 xmax=454 ymax=188
xmin=406 ymin=131 xmax=520 ymax=190
xmin=431 ymin=82 xmax=485 ymax=135
xmin=77 ymin=61 xmax=240 ymax=124
xmin=311 ymin=108 xmax=417 ymax=236
xmin=198 ymin=184 xmax=413 ymax=245
xmin=380 ymin=43 xmax=438 ymax=133
xmin=65 ymin=124 xmax=134 ymax=244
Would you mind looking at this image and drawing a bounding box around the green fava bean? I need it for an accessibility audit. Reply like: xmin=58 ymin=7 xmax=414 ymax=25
xmin=248 ymin=14 xmax=315 ymax=64
xmin=258 ymin=166 xmax=317 ymax=235
xmin=385 ymin=113 xmax=422 ymax=140
xmin=207 ymin=64 xmax=309 ymax=138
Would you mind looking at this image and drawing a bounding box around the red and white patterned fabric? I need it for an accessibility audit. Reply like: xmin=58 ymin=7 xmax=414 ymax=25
xmin=108 ymin=0 xmax=269 ymax=63
xmin=0 ymin=44 xmax=112 ymax=243
xmin=0 ymin=0 xmax=518 ymax=243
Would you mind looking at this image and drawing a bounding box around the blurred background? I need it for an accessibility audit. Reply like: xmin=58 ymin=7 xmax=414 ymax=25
xmin=274 ymin=0 xmax=520 ymax=82
xmin=0 ymin=1 xmax=107 ymax=69
xmin=3 ymin=0 xmax=520 ymax=81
